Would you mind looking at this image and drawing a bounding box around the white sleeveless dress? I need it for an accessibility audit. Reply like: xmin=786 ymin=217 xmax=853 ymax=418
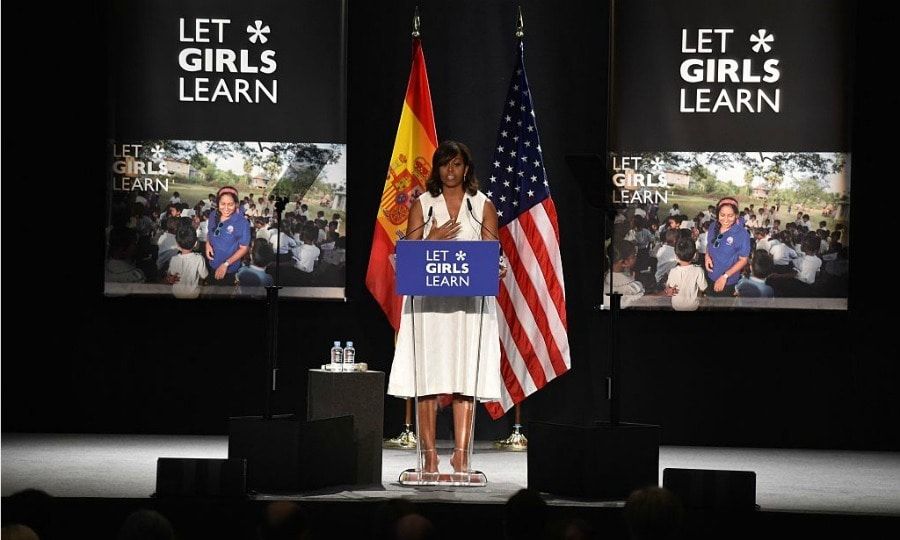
xmin=387 ymin=190 xmax=502 ymax=400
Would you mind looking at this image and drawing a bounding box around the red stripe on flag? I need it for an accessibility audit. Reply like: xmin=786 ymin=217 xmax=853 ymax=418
xmin=538 ymin=199 xmax=568 ymax=329
xmin=543 ymin=197 xmax=562 ymax=242
xmin=516 ymin=209 xmax=569 ymax=376
xmin=486 ymin=330 xmax=528 ymax=419
xmin=498 ymin=337 xmax=528 ymax=401
xmin=381 ymin=187 xmax=397 ymax=205
xmin=484 ymin=401 xmax=506 ymax=419
xmin=365 ymin=225 xmax=402 ymax=330
xmin=496 ymin=267 xmax=548 ymax=388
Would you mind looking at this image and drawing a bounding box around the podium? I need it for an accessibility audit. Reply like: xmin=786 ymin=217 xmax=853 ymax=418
xmin=394 ymin=239 xmax=499 ymax=487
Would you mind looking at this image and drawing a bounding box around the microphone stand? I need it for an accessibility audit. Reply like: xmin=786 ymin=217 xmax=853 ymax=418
xmin=466 ymin=199 xmax=527 ymax=448
xmin=387 ymin=206 xmax=433 ymax=450
xmin=401 ymin=206 xmax=433 ymax=240
xmin=603 ymin=206 xmax=623 ymax=425
xmin=604 ymin=0 xmax=622 ymax=425
xmin=264 ymin=197 xmax=287 ymax=419
xmin=564 ymin=154 xmax=624 ymax=425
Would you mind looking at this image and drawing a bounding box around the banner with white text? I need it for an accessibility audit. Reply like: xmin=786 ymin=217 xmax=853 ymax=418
xmin=606 ymin=0 xmax=851 ymax=310
xmin=105 ymin=0 xmax=347 ymax=299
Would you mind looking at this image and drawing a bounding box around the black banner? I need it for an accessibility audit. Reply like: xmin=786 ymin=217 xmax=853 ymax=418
xmin=610 ymin=0 xmax=853 ymax=152
xmin=109 ymin=0 xmax=346 ymax=142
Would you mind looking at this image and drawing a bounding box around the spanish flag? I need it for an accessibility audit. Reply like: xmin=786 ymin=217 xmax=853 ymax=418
xmin=366 ymin=38 xmax=437 ymax=330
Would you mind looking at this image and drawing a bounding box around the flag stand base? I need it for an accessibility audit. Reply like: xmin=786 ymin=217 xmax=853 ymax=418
xmin=494 ymin=424 xmax=528 ymax=451
xmin=383 ymin=424 xmax=417 ymax=449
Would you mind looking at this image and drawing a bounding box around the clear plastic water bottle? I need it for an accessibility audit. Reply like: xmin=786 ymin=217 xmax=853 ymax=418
xmin=330 ymin=341 xmax=343 ymax=371
xmin=343 ymin=341 xmax=356 ymax=372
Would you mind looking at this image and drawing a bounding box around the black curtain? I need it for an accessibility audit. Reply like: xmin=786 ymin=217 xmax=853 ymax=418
xmin=2 ymin=0 xmax=896 ymax=449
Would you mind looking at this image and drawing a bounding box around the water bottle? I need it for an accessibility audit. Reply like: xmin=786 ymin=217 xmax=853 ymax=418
xmin=330 ymin=341 xmax=343 ymax=371
xmin=343 ymin=341 xmax=356 ymax=372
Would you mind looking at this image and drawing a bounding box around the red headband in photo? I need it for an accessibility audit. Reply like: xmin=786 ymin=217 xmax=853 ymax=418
xmin=217 ymin=186 xmax=239 ymax=200
xmin=717 ymin=197 xmax=739 ymax=209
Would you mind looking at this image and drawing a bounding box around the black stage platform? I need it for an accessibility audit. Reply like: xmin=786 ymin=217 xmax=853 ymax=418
xmin=3 ymin=434 xmax=898 ymax=538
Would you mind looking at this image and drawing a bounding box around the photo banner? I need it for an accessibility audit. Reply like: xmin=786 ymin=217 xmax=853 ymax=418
xmin=607 ymin=0 xmax=852 ymax=310
xmin=105 ymin=0 xmax=347 ymax=299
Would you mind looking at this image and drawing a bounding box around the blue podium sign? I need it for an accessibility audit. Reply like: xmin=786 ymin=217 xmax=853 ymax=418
xmin=396 ymin=240 xmax=500 ymax=297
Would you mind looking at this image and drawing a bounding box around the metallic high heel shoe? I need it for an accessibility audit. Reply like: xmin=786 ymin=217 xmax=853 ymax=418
xmin=421 ymin=448 xmax=440 ymax=479
xmin=450 ymin=447 xmax=469 ymax=474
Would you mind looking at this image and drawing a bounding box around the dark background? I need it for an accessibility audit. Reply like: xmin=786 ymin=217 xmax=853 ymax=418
xmin=2 ymin=0 xmax=896 ymax=449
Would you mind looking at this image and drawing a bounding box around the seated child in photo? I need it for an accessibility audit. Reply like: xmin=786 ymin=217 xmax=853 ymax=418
xmin=603 ymin=240 xmax=645 ymax=309
xmin=736 ymin=250 xmax=775 ymax=298
xmin=106 ymin=227 xmax=146 ymax=284
xmin=654 ymin=228 xmax=680 ymax=287
xmin=794 ymin=233 xmax=823 ymax=285
xmin=292 ymin=228 xmax=321 ymax=273
xmin=237 ymin=240 xmax=275 ymax=288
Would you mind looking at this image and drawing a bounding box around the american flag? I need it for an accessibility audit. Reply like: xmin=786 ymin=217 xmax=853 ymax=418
xmin=484 ymin=41 xmax=571 ymax=419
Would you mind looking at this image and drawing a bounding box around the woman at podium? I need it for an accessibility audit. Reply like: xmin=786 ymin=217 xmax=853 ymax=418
xmin=388 ymin=140 xmax=505 ymax=475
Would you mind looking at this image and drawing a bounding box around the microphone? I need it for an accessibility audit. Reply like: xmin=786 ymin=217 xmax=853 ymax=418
xmin=399 ymin=206 xmax=433 ymax=240
xmin=466 ymin=199 xmax=506 ymax=272
xmin=466 ymin=199 xmax=500 ymax=241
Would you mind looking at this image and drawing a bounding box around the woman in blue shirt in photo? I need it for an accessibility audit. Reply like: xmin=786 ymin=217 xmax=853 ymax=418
xmin=704 ymin=196 xmax=751 ymax=297
xmin=206 ymin=186 xmax=251 ymax=286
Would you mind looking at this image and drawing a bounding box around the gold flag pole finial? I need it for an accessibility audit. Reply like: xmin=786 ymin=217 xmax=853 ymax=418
xmin=412 ymin=6 xmax=421 ymax=38
xmin=516 ymin=6 xmax=524 ymax=38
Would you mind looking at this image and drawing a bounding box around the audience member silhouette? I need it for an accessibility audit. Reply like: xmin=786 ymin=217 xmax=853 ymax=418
xmin=503 ymin=488 xmax=549 ymax=540
xmin=624 ymin=486 xmax=683 ymax=540
xmin=257 ymin=501 xmax=309 ymax=540
xmin=116 ymin=509 xmax=175 ymax=540
xmin=1 ymin=524 xmax=39 ymax=540
xmin=3 ymin=489 xmax=54 ymax=540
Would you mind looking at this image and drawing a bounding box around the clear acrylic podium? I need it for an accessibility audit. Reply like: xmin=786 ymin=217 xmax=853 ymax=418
xmin=394 ymin=240 xmax=499 ymax=487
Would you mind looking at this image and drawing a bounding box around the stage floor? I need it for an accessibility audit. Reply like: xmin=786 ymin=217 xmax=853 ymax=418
xmin=3 ymin=434 xmax=898 ymax=516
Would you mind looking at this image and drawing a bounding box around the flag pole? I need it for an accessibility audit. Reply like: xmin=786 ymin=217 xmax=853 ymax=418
xmin=384 ymin=6 xmax=424 ymax=451
xmin=605 ymin=0 xmax=622 ymax=426
xmin=515 ymin=5 xmax=524 ymax=39
xmin=495 ymin=6 xmax=529 ymax=452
